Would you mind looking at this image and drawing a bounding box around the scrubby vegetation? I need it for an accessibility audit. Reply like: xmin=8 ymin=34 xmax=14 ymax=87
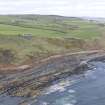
xmin=0 ymin=36 xmax=86 ymax=65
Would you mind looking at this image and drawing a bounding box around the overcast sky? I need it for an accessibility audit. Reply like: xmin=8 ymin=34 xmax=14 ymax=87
xmin=0 ymin=0 xmax=105 ymax=17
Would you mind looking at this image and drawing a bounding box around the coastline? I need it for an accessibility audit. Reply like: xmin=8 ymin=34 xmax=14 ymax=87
xmin=0 ymin=50 xmax=105 ymax=105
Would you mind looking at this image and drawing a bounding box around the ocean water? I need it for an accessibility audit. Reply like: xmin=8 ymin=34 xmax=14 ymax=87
xmin=0 ymin=61 xmax=105 ymax=105
xmin=33 ymin=61 xmax=105 ymax=105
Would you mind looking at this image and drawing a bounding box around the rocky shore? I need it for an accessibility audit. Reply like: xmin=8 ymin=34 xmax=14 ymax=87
xmin=0 ymin=50 xmax=104 ymax=105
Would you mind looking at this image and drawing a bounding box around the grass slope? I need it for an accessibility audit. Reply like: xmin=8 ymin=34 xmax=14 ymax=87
xmin=0 ymin=15 xmax=104 ymax=39
xmin=0 ymin=15 xmax=104 ymax=65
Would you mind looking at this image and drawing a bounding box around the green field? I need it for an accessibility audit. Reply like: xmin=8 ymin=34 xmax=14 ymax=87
xmin=0 ymin=15 xmax=104 ymax=65
xmin=0 ymin=15 xmax=104 ymax=39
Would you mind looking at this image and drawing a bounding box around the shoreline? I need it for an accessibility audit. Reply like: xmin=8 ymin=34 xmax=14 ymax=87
xmin=0 ymin=50 xmax=105 ymax=105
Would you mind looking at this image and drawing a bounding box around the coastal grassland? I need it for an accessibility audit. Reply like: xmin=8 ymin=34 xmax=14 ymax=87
xmin=0 ymin=15 xmax=104 ymax=39
xmin=0 ymin=36 xmax=85 ymax=64
xmin=0 ymin=15 xmax=104 ymax=65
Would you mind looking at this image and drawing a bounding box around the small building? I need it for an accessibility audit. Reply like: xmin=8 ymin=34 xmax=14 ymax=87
xmin=19 ymin=34 xmax=33 ymax=40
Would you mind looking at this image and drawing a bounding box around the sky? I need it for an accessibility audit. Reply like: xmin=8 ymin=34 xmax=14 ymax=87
xmin=0 ymin=0 xmax=105 ymax=17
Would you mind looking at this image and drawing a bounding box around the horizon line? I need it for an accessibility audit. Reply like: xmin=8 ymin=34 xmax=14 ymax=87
xmin=0 ymin=13 xmax=104 ymax=18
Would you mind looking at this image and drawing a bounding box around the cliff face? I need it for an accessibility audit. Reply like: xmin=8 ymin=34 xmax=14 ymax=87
xmin=0 ymin=50 xmax=102 ymax=99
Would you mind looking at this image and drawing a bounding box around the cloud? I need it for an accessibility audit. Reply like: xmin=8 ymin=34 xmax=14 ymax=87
xmin=0 ymin=0 xmax=105 ymax=17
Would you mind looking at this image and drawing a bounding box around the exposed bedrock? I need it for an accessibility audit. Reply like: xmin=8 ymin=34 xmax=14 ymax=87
xmin=0 ymin=51 xmax=104 ymax=98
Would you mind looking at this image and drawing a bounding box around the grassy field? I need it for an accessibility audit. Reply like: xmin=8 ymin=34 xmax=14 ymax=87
xmin=0 ymin=15 xmax=104 ymax=65
xmin=0 ymin=15 xmax=104 ymax=39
